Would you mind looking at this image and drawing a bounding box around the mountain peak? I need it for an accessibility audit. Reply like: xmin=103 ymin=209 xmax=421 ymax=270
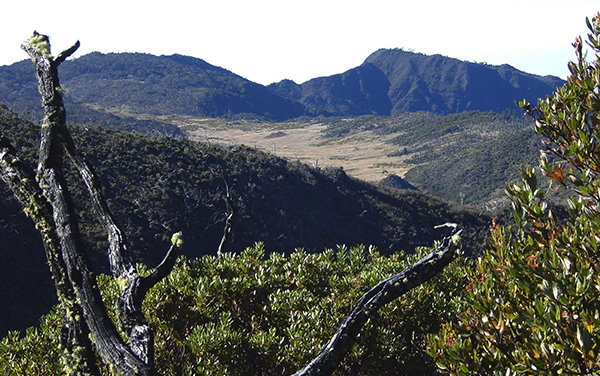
xmin=270 ymin=49 xmax=565 ymax=116
xmin=0 ymin=49 xmax=565 ymax=122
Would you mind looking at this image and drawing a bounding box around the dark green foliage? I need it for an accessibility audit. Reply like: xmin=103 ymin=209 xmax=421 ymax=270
xmin=404 ymin=126 xmax=542 ymax=205
xmin=0 ymin=307 xmax=64 ymax=375
xmin=318 ymin=110 xmax=522 ymax=144
xmin=0 ymin=59 xmax=183 ymax=137
xmin=0 ymin=105 xmax=488 ymax=335
xmin=0 ymin=104 xmax=58 ymax=336
xmin=0 ymin=244 xmax=470 ymax=376
xmin=67 ymin=105 xmax=184 ymax=137
xmin=385 ymin=111 xmax=521 ymax=145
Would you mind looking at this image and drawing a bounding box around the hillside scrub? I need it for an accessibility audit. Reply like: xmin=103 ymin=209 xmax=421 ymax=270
xmin=0 ymin=102 xmax=489 ymax=337
xmin=0 ymin=32 xmax=477 ymax=375
xmin=0 ymin=244 xmax=470 ymax=375
xmin=430 ymin=12 xmax=600 ymax=374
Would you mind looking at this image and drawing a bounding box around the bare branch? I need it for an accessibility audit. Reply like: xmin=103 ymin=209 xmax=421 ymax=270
xmin=0 ymin=135 xmax=100 ymax=375
xmin=217 ymin=178 xmax=237 ymax=258
xmin=55 ymin=40 xmax=80 ymax=66
xmin=293 ymin=227 xmax=462 ymax=376
xmin=21 ymin=32 xmax=159 ymax=375
xmin=62 ymin=137 xmax=135 ymax=277
xmin=63 ymin=135 xmax=165 ymax=365
xmin=143 ymin=240 xmax=179 ymax=289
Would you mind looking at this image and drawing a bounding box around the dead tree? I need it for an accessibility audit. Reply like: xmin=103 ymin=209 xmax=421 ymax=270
xmin=217 ymin=177 xmax=236 ymax=258
xmin=0 ymin=32 xmax=180 ymax=375
xmin=1 ymin=32 xmax=464 ymax=376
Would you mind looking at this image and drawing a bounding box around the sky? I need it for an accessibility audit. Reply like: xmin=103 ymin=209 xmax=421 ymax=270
xmin=1 ymin=0 xmax=599 ymax=85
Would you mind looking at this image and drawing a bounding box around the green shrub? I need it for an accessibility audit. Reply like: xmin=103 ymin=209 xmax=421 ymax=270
xmin=1 ymin=243 xmax=469 ymax=375
xmin=0 ymin=308 xmax=63 ymax=375
xmin=429 ymin=12 xmax=600 ymax=375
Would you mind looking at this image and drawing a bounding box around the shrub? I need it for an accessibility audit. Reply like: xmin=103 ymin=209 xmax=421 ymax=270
xmin=1 ymin=243 xmax=469 ymax=375
xmin=429 ymin=12 xmax=600 ymax=375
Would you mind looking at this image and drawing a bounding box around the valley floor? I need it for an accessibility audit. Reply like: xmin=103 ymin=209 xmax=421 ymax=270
xmin=167 ymin=116 xmax=414 ymax=182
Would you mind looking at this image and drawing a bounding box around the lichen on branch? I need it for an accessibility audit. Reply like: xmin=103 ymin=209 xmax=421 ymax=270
xmin=29 ymin=33 xmax=52 ymax=59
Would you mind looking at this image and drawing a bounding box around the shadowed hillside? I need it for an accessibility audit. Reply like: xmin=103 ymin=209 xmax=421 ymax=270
xmin=0 ymin=49 xmax=563 ymax=126
xmin=0 ymin=52 xmax=305 ymax=125
xmin=269 ymin=49 xmax=565 ymax=116
xmin=0 ymin=105 xmax=488 ymax=335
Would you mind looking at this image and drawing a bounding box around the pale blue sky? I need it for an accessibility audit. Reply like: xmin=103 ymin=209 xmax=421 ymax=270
xmin=1 ymin=0 xmax=598 ymax=85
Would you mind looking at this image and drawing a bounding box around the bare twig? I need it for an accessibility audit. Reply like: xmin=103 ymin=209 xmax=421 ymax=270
xmin=217 ymin=177 xmax=237 ymax=258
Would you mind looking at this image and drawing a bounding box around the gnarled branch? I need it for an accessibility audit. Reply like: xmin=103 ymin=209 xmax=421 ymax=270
xmin=61 ymin=127 xmax=180 ymax=365
xmin=14 ymin=32 xmax=181 ymax=375
xmin=0 ymin=135 xmax=100 ymax=375
xmin=294 ymin=226 xmax=462 ymax=376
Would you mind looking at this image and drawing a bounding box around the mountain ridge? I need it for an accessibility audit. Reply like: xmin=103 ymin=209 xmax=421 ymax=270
xmin=268 ymin=48 xmax=565 ymax=116
xmin=0 ymin=49 xmax=564 ymax=125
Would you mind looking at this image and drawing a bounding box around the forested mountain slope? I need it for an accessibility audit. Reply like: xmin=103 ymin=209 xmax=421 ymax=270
xmin=268 ymin=48 xmax=565 ymax=116
xmin=0 ymin=49 xmax=563 ymax=125
xmin=0 ymin=105 xmax=488 ymax=335
xmin=0 ymin=52 xmax=304 ymax=128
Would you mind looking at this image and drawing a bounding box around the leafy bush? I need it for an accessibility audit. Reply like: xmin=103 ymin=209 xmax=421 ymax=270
xmin=1 ymin=243 xmax=469 ymax=375
xmin=0 ymin=308 xmax=63 ymax=375
xmin=429 ymin=12 xmax=600 ymax=375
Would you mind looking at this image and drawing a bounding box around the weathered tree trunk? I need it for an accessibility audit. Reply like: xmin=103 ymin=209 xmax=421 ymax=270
xmin=0 ymin=136 xmax=100 ymax=375
xmin=2 ymin=32 xmax=464 ymax=376
xmin=293 ymin=227 xmax=462 ymax=376
xmin=0 ymin=32 xmax=182 ymax=375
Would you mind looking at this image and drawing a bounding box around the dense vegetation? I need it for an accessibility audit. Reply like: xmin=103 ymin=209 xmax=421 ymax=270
xmin=403 ymin=126 xmax=542 ymax=205
xmin=0 ymin=243 xmax=470 ymax=375
xmin=429 ymin=13 xmax=600 ymax=374
xmin=0 ymin=104 xmax=487 ymax=336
